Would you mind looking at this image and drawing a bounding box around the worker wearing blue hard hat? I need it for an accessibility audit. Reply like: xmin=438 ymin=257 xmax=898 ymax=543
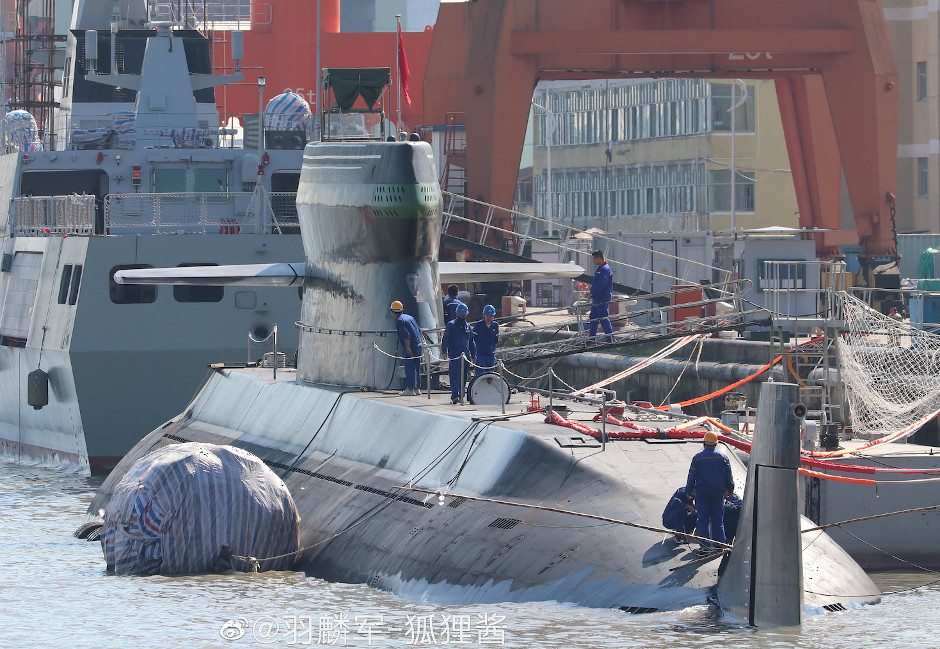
xmin=442 ymin=284 xmax=463 ymax=324
xmin=473 ymin=304 xmax=499 ymax=372
xmin=441 ymin=302 xmax=475 ymax=403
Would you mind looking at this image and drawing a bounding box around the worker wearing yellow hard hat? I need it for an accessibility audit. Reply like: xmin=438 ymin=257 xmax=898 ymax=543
xmin=390 ymin=300 xmax=421 ymax=396
xmin=685 ymin=430 xmax=734 ymax=556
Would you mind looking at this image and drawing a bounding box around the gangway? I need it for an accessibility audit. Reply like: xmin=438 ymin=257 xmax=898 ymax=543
xmin=441 ymin=190 xmax=754 ymax=320
xmin=422 ymin=280 xmax=770 ymax=375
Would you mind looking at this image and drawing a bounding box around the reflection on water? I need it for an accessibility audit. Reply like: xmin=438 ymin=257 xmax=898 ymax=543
xmin=1 ymin=461 xmax=937 ymax=648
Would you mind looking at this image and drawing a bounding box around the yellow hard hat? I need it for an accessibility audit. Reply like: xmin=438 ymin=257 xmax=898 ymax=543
xmin=703 ymin=431 xmax=719 ymax=445
xmin=390 ymin=300 xmax=404 ymax=312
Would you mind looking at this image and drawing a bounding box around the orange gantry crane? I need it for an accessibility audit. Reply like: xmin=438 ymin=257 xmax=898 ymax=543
xmin=423 ymin=0 xmax=900 ymax=284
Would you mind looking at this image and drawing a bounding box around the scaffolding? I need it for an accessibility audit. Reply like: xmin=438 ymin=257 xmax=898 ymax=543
xmin=8 ymin=0 xmax=64 ymax=149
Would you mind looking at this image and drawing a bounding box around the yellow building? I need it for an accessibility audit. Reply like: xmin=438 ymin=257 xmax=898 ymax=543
xmin=529 ymin=78 xmax=799 ymax=237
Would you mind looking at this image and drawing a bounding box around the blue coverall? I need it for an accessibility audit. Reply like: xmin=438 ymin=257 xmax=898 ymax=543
xmin=685 ymin=445 xmax=735 ymax=548
xmin=662 ymin=486 xmax=696 ymax=536
xmin=590 ymin=261 xmax=614 ymax=342
xmin=443 ymin=296 xmax=463 ymax=324
xmin=395 ymin=312 xmax=423 ymax=390
xmin=441 ymin=317 xmax=476 ymax=400
xmin=472 ymin=319 xmax=499 ymax=371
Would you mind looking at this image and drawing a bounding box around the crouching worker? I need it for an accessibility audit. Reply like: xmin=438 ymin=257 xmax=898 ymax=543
xmin=662 ymin=486 xmax=696 ymax=543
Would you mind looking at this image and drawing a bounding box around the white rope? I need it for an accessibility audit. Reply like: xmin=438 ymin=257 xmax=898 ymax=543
xmin=571 ymin=334 xmax=703 ymax=396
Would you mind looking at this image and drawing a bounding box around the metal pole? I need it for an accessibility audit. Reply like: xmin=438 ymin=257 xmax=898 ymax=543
xmin=315 ymin=0 xmax=321 ymax=140
xmin=395 ymin=14 xmax=402 ymax=133
xmin=531 ymin=97 xmax=554 ymax=238
xmin=498 ymin=360 xmax=506 ymax=415
xmin=256 ymin=76 xmax=266 ymax=232
xmin=728 ymin=79 xmax=747 ymax=238
xmin=548 ymin=369 xmax=554 ymax=413
xmin=272 ymin=324 xmax=278 ymax=380
xmin=459 ymin=352 xmax=465 ymax=404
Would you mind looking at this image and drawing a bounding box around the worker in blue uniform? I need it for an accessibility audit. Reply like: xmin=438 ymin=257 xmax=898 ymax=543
xmin=589 ymin=249 xmax=614 ymax=343
xmin=441 ymin=303 xmax=476 ymax=403
xmin=661 ymin=486 xmax=696 ymax=543
xmin=685 ymin=431 xmax=735 ymax=554
xmin=443 ymin=284 xmax=463 ymax=324
xmin=472 ymin=304 xmax=499 ymax=372
xmin=390 ymin=300 xmax=423 ymax=396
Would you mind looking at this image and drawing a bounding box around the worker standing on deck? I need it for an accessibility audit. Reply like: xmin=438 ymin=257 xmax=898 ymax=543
xmin=443 ymin=284 xmax=463 ymax=323
xmin=391 ymin=300 xmax=423 ymax=396
xmin=685 ymin=431 xmax=735 ymax=554
xmin=472 ymin=305 xmax=499 ymax=372
xmin=589 ymin=250 xmax=614 ymax=343
xmin=441 ymin=303 xmax=476 ymax=403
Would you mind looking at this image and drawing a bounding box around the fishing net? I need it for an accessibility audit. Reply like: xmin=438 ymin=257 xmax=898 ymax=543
xmin=836 ymin=291 xmax=940 ymax=440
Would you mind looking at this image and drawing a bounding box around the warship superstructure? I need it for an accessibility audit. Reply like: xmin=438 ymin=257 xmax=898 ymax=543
xmin=85 ymin=71 xmax=880 ymax=612
xmin=0 ymin=0 xmax=305 ymax=474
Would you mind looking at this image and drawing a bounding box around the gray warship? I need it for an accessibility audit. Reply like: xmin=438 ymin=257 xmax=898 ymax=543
xmin=83 ymin=70 xmax=880 ymax=614
xmin=0 ymin=0 xmax=305 ymax=474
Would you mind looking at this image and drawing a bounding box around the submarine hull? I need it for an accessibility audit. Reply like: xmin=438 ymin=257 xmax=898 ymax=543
xmin=88 ymin=367 xmax=880 ymax=611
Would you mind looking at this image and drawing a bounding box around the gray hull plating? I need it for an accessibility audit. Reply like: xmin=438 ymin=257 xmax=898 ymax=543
xmin=89 ymin=368 xmax=879 ymax=610
xmin=0 ymin=233 xmax=301 ymax=474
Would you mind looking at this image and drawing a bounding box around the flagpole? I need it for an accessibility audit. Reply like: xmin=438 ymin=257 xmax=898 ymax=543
xmin=395 ymin=14 xmax=402 ymax=135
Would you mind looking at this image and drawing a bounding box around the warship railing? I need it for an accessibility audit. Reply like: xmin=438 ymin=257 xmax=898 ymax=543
xmin=104 ymin=191 xmax=298 ymax=234
xmin=13 ymin=195 xmax=95 ymax=236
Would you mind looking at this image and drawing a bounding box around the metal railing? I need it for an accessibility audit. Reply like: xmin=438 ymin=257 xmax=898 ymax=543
xmin=13 ymin=195 xmax=96 ymax=236
xmin=105 ymin=191 xmax=298 ymax=234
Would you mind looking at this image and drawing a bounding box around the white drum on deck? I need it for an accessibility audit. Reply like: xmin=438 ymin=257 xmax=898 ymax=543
xmin=468 ymin=372 xmax=510 ymax=405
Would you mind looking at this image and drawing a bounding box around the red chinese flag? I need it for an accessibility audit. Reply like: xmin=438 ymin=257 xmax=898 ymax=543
xmin=398 ymin=24 xmax=412 ymax=107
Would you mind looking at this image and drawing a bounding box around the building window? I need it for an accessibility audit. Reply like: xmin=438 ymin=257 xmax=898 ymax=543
xmin=709 ymin=83 xmax=755 ymax=132
xmin=917 ymin=61 xmax=928 ymax=101
xmin=110 ymin=264 xmax=157 ymax=304
xmin=919 ymin=157 xmax=929 ymax=197
xmin=173 ymin=264 xmax=224 ymax=303
xmin=709 ymin=169 xmax=755 ymax=212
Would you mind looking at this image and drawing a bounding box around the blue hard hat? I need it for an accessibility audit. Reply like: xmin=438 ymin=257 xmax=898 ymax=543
xmin=483 ymin=305 xmax=496 ymax=315
xmin=456 ymin=303 xmax=470 ymax=315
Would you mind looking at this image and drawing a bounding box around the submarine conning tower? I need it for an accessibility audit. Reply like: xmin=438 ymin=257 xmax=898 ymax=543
xmin=294 ymin=138 xmax=443 ymax=388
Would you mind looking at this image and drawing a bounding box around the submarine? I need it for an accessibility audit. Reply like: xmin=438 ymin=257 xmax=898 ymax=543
xmin=83 ymin=69 xmax=879 ymax=614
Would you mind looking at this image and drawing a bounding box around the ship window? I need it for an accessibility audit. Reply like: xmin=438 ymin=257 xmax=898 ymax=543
xmin=153 ymin=168 xmax=187 ymax=193
xmin=173 ymin=263 xmax=223 ymax=303
xmin=110 ymin=264 xmax=157 ymax=304
xmin=194 ymin=168 xmax=228 ymax=193
xmin=69 ymin=265 xmax=83 ymax=305
xmin=0 ymin=251 xmax=42 ymax=345
xmin=58 ymin=265 xmax=73 ymax=304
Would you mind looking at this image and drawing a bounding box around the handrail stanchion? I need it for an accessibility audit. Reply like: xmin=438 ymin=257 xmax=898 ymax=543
xmin=460 ymin=353 xmax=466 ymax=404
xmin=498 ymin=360 xmax=506 ymax=415
xmin=548 ymin=369 xmax=554 ymax=414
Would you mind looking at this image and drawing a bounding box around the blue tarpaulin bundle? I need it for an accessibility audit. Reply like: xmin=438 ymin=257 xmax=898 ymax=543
xmin=100 ymin=442 xmax=300 ymax=575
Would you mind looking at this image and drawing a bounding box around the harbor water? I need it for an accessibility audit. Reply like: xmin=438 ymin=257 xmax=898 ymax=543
xmin=2 ymin=460 xmax=938 ymax=649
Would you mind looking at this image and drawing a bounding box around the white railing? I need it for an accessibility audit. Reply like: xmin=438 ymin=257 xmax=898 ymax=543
xmin=105 ymin=191 xmax=298 ymax=234
xmin=13 ymin=195 xmax=96 ymax=236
